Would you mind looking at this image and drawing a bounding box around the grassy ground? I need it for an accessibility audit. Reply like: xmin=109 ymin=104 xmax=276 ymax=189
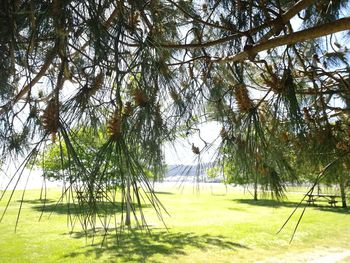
xmin=0 ymin=183 xmax=349 ymax=262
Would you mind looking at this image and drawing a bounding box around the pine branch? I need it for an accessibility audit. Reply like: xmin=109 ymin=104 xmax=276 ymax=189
xmin=161 ymin=34 xmax=243 ymax=49
xmin=161 ymin=0 xmax=316 ymax=49
xmin=212 ymin=17 xmax=350 ymax=63
xmin=165 ymin=0 xmax=233 ymax=32
xmin=258 ymin=0 xmax=316 ymax=43
xmin=0 ymin=46 xmax=57 ymax=115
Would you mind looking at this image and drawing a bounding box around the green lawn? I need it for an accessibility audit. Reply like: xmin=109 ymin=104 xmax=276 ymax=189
xmin=0 ymin=184 xmax=349 ymax=262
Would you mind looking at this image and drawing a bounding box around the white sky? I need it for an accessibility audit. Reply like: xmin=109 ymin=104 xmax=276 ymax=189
xmin=164 ymin=121 xmax=221 ymax=165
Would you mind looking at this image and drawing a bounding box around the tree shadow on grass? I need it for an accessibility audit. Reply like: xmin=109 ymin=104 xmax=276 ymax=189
xmin=235 ymin=199 xmax=350 ymax=214
xmin=313 ymin=206 xmax=350 ymax=214
xmin=150 ymin=191 xmax=174 ymax=195
xmin=234 ymin=198 xmax=299 ymax=208
xmin=64 ymin=229 xmax=249 ymax=262
xmin=17 ymin=198 xmax=56 ymax=204
xmin=27 ymin=201 xmax=150 ymax=216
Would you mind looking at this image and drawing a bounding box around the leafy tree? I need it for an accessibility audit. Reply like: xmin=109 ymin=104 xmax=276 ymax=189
xmin=33 ymin=129 xmax=114 ymax=183
xmin=33 ymin=128 xmax=161 ymax=226
xmin=1 ymin=0 xmax=350 ymax=233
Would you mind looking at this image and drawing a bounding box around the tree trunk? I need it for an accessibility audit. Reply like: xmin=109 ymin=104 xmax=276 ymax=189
xmin=254 ymin=175 xmax=258 ymax=201
xmin=339 ymin=174 xmax=347 ymax=208
xmin=125 ymin=176 xmax=131 ymax=226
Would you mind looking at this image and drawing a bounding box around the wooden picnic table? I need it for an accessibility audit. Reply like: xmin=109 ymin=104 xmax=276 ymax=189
xmin=306 ymin=193 xmax=341 ymax=207
xmin=75 ymin=189 xmax=104 ymax=202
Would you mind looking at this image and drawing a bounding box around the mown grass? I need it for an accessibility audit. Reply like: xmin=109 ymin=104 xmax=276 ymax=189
xmin=0 ymin=184 xmax=349 ymax=262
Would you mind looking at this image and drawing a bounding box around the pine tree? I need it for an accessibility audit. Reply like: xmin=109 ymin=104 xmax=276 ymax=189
xmin=1 ymin=0 xmax=350 ymax=234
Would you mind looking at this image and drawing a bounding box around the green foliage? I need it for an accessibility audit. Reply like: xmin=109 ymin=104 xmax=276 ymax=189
xmin=1 ymin=0 xmax=350 ymax=235
xmin=34 ymin=128 xmax=160 ymax=184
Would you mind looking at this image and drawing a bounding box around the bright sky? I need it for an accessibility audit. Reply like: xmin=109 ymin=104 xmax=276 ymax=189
xmin=164 ymin=121 xmax=221 ymax=165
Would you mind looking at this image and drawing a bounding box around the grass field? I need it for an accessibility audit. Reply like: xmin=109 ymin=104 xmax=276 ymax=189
xmin=0 ymin=183 xmax=350 ymax=262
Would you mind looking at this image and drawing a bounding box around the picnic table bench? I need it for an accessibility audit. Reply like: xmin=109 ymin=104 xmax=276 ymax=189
xmin=75 ymin=189 xmax=104 ymax=202
xmin=306 ymin=193 xmax=341 ymax=207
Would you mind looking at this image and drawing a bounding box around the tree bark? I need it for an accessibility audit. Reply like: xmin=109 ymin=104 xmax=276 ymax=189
xmin=254 ymin=174 xmax=258 ymax=201
xmin=213 ymin=17 xmax=350 ymax=63
xmin=125 ymin=175 xmax=131 ymax=226
xmin=339 ymin=173 xmax=347 ymax=208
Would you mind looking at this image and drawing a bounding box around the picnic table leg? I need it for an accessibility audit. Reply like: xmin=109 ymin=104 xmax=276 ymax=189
xmin=306 ymin=196 xmax=315 ymax=206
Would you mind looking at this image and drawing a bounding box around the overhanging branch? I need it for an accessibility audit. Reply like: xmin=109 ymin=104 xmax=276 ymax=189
xmin=0 ymin=47 xmax=57 ymax=116
xmin=160 ymin=0 xmax=316 ymax=49
xmin=257 ymin=0 xmax=316 ymax=43
xmin=212 ymin=17 xmax=350 ymax=63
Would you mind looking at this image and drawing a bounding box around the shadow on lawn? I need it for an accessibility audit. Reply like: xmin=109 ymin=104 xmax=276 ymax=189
xmin=64 ymin=229 xmax=249 ymax=262
xmin=149 ymin=191 xmax=174 ymax=195
xmin=313 ymin=206 xmax=350 ymax=214
xmin=17 ymin=198 xmax=56 ymax=204
xmin=234 ymin=198 xmax=299 ymax=208
xmin=235 ymin=199 xmax=350 ymax=214
xmin=25 ymin=200 xmax=150 ymax=216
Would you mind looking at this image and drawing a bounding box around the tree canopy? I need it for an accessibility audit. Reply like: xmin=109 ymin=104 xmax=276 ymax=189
xmin=1 ymin=0 xmax=350 ymax=232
